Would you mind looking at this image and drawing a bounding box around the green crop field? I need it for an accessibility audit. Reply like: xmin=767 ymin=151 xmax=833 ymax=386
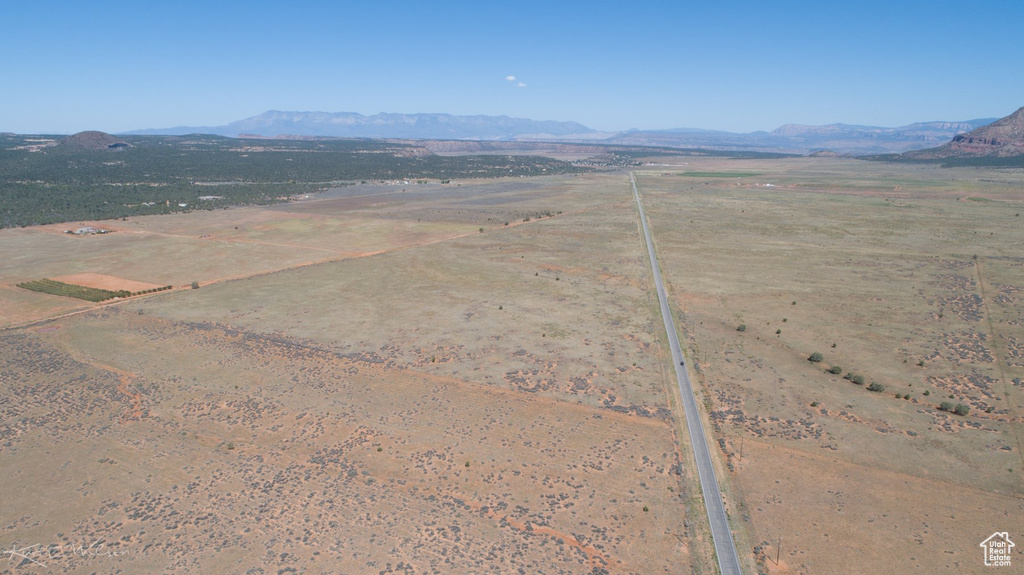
xmin=17 ymin=278 xmax=130 ymax=301
xmin=15 ymin=278 xmax=172 ymax=301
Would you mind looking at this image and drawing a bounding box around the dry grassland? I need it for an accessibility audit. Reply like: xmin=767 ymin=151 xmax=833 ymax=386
xmin=636 ymin=157 xmax=1024 ymax=574
xmin=1 ymin=173 xmax=720 ymax=574
xmin=3 ymin=158 xmax=1022 ymax=574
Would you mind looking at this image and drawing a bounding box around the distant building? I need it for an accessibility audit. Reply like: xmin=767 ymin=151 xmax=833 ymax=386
xmin=65 ymin=226 xmax=110 ymax=235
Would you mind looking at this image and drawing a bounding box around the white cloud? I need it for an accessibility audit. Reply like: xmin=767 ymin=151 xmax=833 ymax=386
xmin=517 ymin=82 xmax=527 ymax=88
xmin=505 ymin=75 xmax=516 ymax=82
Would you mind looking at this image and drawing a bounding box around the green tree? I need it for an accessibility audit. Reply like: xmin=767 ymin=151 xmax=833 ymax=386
xmin=808 ymin=352 xmax=823 ymax=363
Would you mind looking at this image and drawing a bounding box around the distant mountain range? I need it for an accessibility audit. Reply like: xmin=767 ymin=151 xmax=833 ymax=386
xmin=123 ymin=110 xmax=1009 ymax=155
xmin=125 ymin=111 xmax=597 ymax=141
xmin=604 ymin=119 xmax=997 ymax=155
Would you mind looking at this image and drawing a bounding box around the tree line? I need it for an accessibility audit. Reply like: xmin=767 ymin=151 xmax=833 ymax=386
xmin=0 ymin=134 xmax=590 ymax=227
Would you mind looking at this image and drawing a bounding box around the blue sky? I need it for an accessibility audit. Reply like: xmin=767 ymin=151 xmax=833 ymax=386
xmin=2 ymin=0 xmax=1022 ymax=134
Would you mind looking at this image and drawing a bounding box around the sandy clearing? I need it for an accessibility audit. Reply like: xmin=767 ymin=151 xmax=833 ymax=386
xmin=51 ymin=273 xmax=163 ymax=292
xmin=734 ymin=439 xmax=1024 ymax=574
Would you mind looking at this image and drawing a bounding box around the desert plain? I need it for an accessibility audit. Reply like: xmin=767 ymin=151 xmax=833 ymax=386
xmin=1 ymin=157 xmax=1023 ymax=574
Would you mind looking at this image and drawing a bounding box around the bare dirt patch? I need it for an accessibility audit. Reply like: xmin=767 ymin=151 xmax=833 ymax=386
xmin=734 ymin=440 xmax=1024 ymax=575
xmin=51 ymin=273 xmax=163 ymax=293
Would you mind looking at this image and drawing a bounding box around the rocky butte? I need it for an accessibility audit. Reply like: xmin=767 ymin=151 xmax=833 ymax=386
xmin=901 ymin=106 xmax=1024 ymax=159
xmin=60 ymin=130 xmax=132 ymax=150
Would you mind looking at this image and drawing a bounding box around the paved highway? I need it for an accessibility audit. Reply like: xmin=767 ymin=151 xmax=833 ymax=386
xmin=630 ymin=172 xmax=742 ymax=575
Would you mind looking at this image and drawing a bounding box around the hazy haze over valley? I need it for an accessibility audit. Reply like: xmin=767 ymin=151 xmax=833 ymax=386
xmin=122 ymin=109 xmax=1000 ymax=155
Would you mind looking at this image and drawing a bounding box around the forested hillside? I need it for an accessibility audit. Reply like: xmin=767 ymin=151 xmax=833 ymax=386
xmin=0 ymin=133 xmax=589 ymax=227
